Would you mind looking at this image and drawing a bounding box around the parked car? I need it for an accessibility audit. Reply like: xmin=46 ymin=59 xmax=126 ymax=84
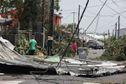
xmin=87 ymin=40 xmax=104 ymax=49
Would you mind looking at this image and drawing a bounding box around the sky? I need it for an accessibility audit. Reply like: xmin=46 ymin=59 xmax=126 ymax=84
xmin=60 ymin=0 xmax=126 ymax=34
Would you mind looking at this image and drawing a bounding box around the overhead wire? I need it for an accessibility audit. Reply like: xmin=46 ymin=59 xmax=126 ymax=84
xmin=86 ymin=0 xmax=123 ymax=8
xmin=63 ymin=13 xmax=72 ymax=19
xmin=84 ymin=0 xmax=108 ymax=34
xmin=98 ymin=17 xmax=117 ymax=30
xmin=80 ymin=3 xmax=126 ymax=17
xmin=56 ymin=0 xmax=90 ymax=68
xmin=98 ymin=0 xmax=126 ymax=19
xmin=111 ymin=0 xmax=119 ymax=7
xmin=84 ymin=0 xmax=126 ymax=33
xmin=80 ymin=5 xmax=116 ymax=17
xmin=120 ymin=10 xmax=126 ymax=14
xmin=83 ymin=14 xmax=116 ymax=18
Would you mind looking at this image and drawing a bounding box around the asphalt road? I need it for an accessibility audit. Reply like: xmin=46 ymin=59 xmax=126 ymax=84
xmin=87 ymin=49 xmax=105 ymax=59
xmin=0 ymin=73 xmax=126 ymax=84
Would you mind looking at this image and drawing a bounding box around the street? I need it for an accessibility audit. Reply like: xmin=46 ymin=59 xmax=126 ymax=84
xmin=0 ymin=73 xmax=126 ymax=84
xmin=87 ymin=49 xmax=105 ymax=59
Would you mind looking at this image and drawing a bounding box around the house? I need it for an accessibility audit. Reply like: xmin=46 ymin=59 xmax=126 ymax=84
xmin=0 ymin=15 xmax=13 ymax=33
xmin=115 ymin=28 xmax=126 ymax=38
xmin=53 ymin=14 xmax=62 ymax=27
xmin=79 ymin=33 xmax=108 ymax=42
xmin=0 ymin=9 xmax=18 ymax=28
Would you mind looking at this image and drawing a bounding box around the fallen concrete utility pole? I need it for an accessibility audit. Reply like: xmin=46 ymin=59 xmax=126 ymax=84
xmin=56 ymin=59 xmax=126 ymax=77
xmin=0 ymin=37 xmax=56 ymax=74
xmin=0 ymin=36 xmax=126 ymax=77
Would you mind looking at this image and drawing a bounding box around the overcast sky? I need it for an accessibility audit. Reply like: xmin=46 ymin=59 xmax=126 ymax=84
xmin=60 ymin=0 xmax=126 ymax=34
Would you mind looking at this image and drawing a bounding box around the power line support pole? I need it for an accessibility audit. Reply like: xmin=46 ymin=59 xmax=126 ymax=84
xmin=118 ymin=16 xmax=120 ymax=39
xmin=77 ymin=5 xmax=81 ymax=38
xmin=72 ymin=12 xmax=76 ymax=34
xmin=47 ymin=0 xmax=54 ymax=56
xmin=94 ymin=13 xmax=100 ymax=35
xmin=108 ymin=29 xmax=110 ymax=38
xmin=42 ymin=0 xmax=45 ymax=48
xmin=115 ymin=22 xmax=117 ymax=39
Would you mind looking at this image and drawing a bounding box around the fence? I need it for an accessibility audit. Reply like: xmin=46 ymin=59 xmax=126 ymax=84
xmin=2 ymin=32 xmax=44 ymax=47
xmin=2 ymin=34 xmax=18 ymax=45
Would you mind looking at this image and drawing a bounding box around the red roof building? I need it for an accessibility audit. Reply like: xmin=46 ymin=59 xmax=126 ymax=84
xmin=53 ymin=14 xmax=62 ymax=27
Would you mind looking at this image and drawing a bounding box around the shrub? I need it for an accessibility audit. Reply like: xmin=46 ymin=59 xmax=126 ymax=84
xmin=101 ymin=36 xmax=126 ymax=61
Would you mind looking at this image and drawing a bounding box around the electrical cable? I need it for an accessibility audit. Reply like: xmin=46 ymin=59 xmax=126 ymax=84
xmin=120 ymin=10 xmax=126 ymax=14
xmin=99 ymin=0 xmax=126 ymax=19
xmin=111 ymin=0 xmax=119 ymax=7
xmin=84 ymin=0 xmax=122 ymax=8
xmin=80 ymin=5 xmax=126 ymax=17
xmin=84 ymin=0 xmax=108 ymax=34
xmin=63 ymin=13 xmax=72 ymax=19
xmin=96 ymin=17 xmax=117 ymax=31
xmin=84 ymin=14 xmax=116 ymax=18
xmin=56 ymin=0 xmax=90 ymax=68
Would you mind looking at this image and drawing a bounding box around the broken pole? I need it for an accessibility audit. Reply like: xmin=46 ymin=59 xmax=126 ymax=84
xmin=47 ymin=0 xmax=54 ymax=56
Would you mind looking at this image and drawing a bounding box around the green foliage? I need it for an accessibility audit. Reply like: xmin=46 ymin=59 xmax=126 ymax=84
xmin=101 ymin=35 xmax=126 ymax=61
xmin=60 ymin=23 xmax=77 ymax=33
xmin=15 ymin=34 xmax=29 ymax=55
xmin=20 ymin=0 xmax=40 ymax=31
xmin=0 ymin=0 xmax=17 ymax=13
xmin=54 ymin=0 xmax=60 ymax=11
xmin=0 ymin=0 xmax=60 ymax=31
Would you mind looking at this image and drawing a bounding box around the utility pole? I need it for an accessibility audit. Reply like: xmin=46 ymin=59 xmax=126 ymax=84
xmin=118 ymin=16 xmax=120 ymax=39
xmin=115 ymin=22 xmax=117 ymax=39
xmin=108 ymin=29 xmax=110 ymax=38
xmin=42 ymin=0 xmax=45 ymax=48
xmin=47 ymin=0 xmax=54 ymax=56
xmin=95 ymin=13 xmax=100 ymax=35
xmin=72 ymin=12 xmax=76 ymax=34
xmin=112 ymin=29 xmax=115 ymax=37
xmin=77 ymin=5 xmax=80 ymax=38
